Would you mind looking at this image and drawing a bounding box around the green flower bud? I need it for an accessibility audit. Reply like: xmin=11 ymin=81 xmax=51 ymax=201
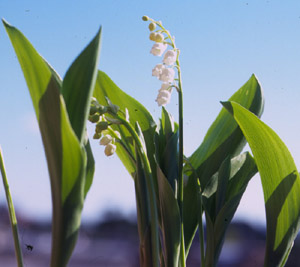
xmin=155 ymin=33 xmax=164 ymax=43
xmin=89 ymin=105 xmax=99 ymax=116
xmin=148 ymin=22 xmax=156 ymax=31
xmin=89 ymin=114 xmax=100 ymax=123
xmin=91 ymin=97 xmax=98 ymax=106
xmin=149 ymin=32 xmax=156 ymax=41
xmin=142 ymin=15 xmax=149 ymax=21
xmin=96 ymin=121 xmax=108 ymax=134
xmin=93 ymin=133 xmax=101 ymax=139
xmin=98 ymin=105 xmax=108 ymax=115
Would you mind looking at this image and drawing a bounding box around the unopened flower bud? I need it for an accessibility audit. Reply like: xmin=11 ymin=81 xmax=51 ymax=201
xmin=149 ymin=32 xmax=156 ymax=41
xmin=98 ymin=105 xmax=108 ymax=115
xmin=100 ymin=135 xmax=113 ymax=146
xmin=155 ymin=33 xmax=164 ymax=43
xmin=148 ymin=22 xmax=156 ymax=31
xmin=89 ymin=105 xmax=98 ymax=116
xmin=142 ymin=15 xmax=149 ymax=21
xmin=96 ymin=121 xmax=108 ymax=134
xmin=89 ymin=114 xmax=100 ymax=123
xmin=93 ymin=133 xmax=101 ymax=139
xmin=104 ymin=143 xmax=116 ymax=156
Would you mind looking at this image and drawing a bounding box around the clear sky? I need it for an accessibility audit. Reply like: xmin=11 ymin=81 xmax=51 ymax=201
xmin=0 ymin=0 xmax=299 ymax=226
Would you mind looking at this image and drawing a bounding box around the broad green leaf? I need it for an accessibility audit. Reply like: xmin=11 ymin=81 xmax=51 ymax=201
xmin=222 ymin=101 xmax=300 ymax=267
xmin=61 ymin=28 xmax=101 ymax=198
xmin=4 ymin=20 xmax=99 ymax=267
xmin=202 ymin=152 xmax=257 ymax=266
xmin=93 ymin=71 xmax=156 ymax=176
xmin=62 ymin=27 xmax=101 ymax=143
xmin=2 ymin=19 xmax=51 ymax=119
xmin=187 ymin=74 xmax=263 ymax=189
xmin=157 ymin=166 xmax=181 ymax=267
xmin=183 ymin=74 xmax=264 ymax=252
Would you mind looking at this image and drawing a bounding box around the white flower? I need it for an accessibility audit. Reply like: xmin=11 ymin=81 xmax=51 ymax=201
xmin=163 ymin=50 xmax=177 ymax=65
xmin=152 ymin=64 xmax=165 ymax=78
xmin=160 ymin=83 xmax=172 ymax=92
xmin=156 ymin=89 xmax=171 ymax=106
xmin=150 ymin=43 xmax=167 ymax=56
xmin=104 ymin=143 xmax=116 ymax=156
xmin=159 ymin=68 xmax=175 ymax=83
xmin=100 ymin=135 xmax=113 ymax=146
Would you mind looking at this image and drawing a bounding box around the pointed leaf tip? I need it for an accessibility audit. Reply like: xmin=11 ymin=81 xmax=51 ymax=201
xmin=2 ymin=18 xmax=10 ymax=27
xmin=220 ymin=101 xmax=233 ymax=115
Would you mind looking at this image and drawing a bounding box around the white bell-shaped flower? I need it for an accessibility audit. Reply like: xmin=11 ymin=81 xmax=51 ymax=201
xmin=159 ymin=68 xmax=175 ymax=83
xmin=163 ymin=50 xmax=177 ymax=65
xmin=150 ymin=43 xmax=167 ymax=56
xmin=156 ymin=89 xmax=171 ymax=106
xmin=104 ymin=143 xmax=116 ymax=156
xmin=152 ymin=64 xmax=165 ymax=78
xmin=100 ymin=135 xmax=113 ymax=146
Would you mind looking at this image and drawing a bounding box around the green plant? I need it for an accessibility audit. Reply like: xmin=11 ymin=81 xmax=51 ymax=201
xmin=89 ymin=16 xmax=300 ymax=267
xmin=3 ymin=19 xmax=101 ymax=266
xmin=2 ymin=15 xmax=300 ymax=267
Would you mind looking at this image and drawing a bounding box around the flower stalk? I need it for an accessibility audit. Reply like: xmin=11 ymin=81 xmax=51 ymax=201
xmin=144 ymin=16 xmax=186 ymax=266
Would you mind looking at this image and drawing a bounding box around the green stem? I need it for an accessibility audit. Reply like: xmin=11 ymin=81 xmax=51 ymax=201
xmin=0 ymin=147 xmax=24 ymax=267
xmin=177 ymin=64 xmax=186 ymax=267
xmin=113 ymin=115 xmax=160 ymax=267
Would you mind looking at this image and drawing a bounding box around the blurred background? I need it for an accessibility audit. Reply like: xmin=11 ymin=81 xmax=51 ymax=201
xmin=1 ymin=0 xmax=300 ymax=266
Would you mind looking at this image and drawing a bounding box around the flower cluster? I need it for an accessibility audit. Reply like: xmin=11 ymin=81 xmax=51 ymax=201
xmin=89 ymin=97 xmax=120 ymax=156
xmin=143 ymin=16 xmax=179 ymax=106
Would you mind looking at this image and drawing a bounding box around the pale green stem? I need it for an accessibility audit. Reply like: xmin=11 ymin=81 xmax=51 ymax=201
xmin=112 ymin=115 xmax=160 ymax=267
xmin=148 ymin=17 xmax=187 ymax=266
xmin=177 ymin=69 xmax=186 ymax=267
xmin=0 ymin=147 xmax=24 ymax=267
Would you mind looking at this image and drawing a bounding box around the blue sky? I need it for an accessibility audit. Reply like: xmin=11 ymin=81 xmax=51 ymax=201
xmin=0 ymin=0 xmax=299 ymax=225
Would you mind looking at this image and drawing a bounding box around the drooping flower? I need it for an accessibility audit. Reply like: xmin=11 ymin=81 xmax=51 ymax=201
xmin=152 ymin=64 xmax=165 ymax=78
xmin=156 ymin=89 xmax=171 ymax=106
xmin=104 ymin=143 xmax=116 ymax=156
xmin=163 ymin=50 xmax=177 ymax=65
xmin=150 ymin=43 xmax=167 ymax=56
xmin=160 ymin=83 xmax=172 ymax=92
xmin=159 ymin=68 xmax=175 ymax=83
xmin=100 ymin=135 xmax=113 ymax=146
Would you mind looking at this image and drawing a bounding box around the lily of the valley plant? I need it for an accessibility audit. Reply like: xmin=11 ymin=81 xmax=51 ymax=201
xmin=2 ymin=15 xmax=300 ymax=267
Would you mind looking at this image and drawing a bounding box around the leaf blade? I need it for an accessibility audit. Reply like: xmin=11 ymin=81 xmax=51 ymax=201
xmin=222 ymin=101 xmax=300 ymax=266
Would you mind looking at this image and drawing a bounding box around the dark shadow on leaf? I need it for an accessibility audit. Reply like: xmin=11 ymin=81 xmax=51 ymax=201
xmin=265 ymin=171 xmax=300 ymax=266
